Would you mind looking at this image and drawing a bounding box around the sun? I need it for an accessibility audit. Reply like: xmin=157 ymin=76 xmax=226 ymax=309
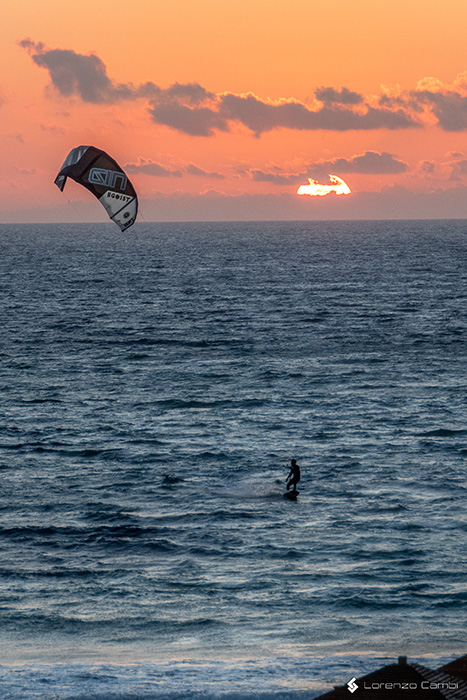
xmin=297 ymin=175 xmax=351 ymax=197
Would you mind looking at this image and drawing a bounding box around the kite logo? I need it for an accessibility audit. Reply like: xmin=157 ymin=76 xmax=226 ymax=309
xmin=347 ymin=677 xmax=358 ymax=693
xmin=88 ymin=168 xmax=128 ymax=191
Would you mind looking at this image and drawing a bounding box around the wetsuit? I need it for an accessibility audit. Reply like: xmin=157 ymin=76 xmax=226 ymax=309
xmin=286 ymin=462 xmax=300 ymax=491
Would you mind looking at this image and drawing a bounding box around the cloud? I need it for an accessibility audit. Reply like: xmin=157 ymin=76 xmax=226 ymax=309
xmin=251 ymin=169 xmax=296 ymax=185
xmin=159 ymin=82 xmax=216 ymax=105
xmin=20 ymin=39 xmax=228 ymax=136
xmin=148 ymin=101 xmax=229 ymax=137
xmin=124 ymin=159 xmax=182 ymax=177
xmin=40 ymin=123 xmax=66 ymax=134
xmin=315 ymin=86 xmax=364 ymax=105
xmin=186 ymin=164 xmax=224 ymax=180
xmin=420 ymin=160 xmax=436 ymax=174
xmin=309 ymin=151 xmax=409 ymax=175
xmin=24 ymin=39 xmax=467 ymax=136
xmin=219 ymin=93 xmax=417 ymax=135
xmin=124 ymin=159 xmax=225 ymax=179
xmin=251 ymin=151 xmax=408 ymax=185
xmin=130 ymin=186 xmax=467 ymax=222
xmin=449 ymin=158 xmax=467 ymax=181
xmin=146 ymin=81 xmax=231 ymax=136
xmin=384 ymin=71 xmax=467 ymax=132
xmin=18 ymin=168 xmax=38 ymax=176
xmin=414 ymin=90 xmax=467 ymax=131
xmin=19 ymin=39 xmax=142 ymax=103
xmin=9 ymin=185 xmax=467 ymax=224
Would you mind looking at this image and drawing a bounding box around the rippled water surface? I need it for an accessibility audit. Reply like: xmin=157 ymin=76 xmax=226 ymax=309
xmin=0 ymin=220 xmax=466 ymax=698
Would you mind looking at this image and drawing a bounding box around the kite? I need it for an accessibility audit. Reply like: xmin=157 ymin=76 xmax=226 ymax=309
xmin=55 ymin=146 xmax=138 ymax=230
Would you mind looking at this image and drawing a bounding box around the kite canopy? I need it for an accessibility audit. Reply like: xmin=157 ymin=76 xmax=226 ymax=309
xmin=54 ymin=146 xmax=138 ymax=231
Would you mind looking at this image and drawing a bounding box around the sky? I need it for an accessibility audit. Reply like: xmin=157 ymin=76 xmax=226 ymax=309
xmin=4 ymin=0 xmax=467 ymax=221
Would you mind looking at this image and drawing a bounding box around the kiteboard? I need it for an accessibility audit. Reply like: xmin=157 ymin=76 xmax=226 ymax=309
xmin=284 ymin=490 xmax=299 ymax=501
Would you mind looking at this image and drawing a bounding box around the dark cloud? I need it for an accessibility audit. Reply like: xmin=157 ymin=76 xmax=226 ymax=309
xmin=369 ymin=79 xmax=467 ymax=133
xmin=124 ymin=159 xmax=226 ymax=179
xmin=219 ymin=94 xmax=306 ymax=135
xmin=148 ymin=102 xmax=229 ymax=137
xmin=145 ymin=81 xmax=228 ymax=136
xmin=414 ymin=90 xmax=467 ymax=131
xmin=124 ymin=160 xmax=182 ymax=177
xmin=19 ymin=38 xmax=44 ymax=53
xmin=315 ymin=86 xmax=363 ymax=105
xmin=396 ymin=75 xmax=467 ymax=131
xmin=219 ymin=93 xmax=419 ymax=135
xmin=449 ymin=158 xmax=467 ymax=180
xmin=163 ymin=83 xmax=216 ymax=105
xmin=19 ymin=39 xmax=142 ymax=103
xmin=420 ymin=160 xmax=436 ymax=174
xmin=251 ymin=169 xmax=294 ymax=185
xmin=186 ymin=164 xmax=224 ymax=179
xmin=31 ymin=38 xmax=467 ymax=137
xmin=251 ymin=151 xmax=408 ymax=186
xmin=312 ymin=151 xmax=408 ymax=175
xmin=20 ymin=39 xmax=225 ymax=135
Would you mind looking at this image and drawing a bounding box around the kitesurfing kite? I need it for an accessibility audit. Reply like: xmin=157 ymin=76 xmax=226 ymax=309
xmin=54 ymin=146 xmax=138 ymax=231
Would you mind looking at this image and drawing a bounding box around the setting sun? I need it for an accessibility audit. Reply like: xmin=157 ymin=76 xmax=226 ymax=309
xmin=296 ymin=175 xmax=351 ymax=197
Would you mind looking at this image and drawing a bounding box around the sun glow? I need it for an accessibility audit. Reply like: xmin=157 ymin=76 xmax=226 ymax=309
xmin=297 ymin=175 xmax=351 ymax=197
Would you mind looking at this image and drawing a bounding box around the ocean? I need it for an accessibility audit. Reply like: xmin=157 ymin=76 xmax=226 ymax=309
xmin=0 ymin=219 xmax=466 ymax=698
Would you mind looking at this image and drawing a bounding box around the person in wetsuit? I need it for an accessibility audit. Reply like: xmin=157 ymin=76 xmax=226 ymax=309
xmin=286 ymin=459 xmax=300 ymax=491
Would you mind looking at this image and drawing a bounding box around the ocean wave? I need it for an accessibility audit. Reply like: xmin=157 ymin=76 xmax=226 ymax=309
xmin=0 ymin=525 xmax=182 ymax=552
xmin=144 ymin=398 xmax=267 ymax=410
xmin=419 ymin=428 xmax=467 ymax=437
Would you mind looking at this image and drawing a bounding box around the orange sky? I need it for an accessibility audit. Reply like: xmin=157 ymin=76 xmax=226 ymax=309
xmin=4 ymin=0 xmax=467 ymax=220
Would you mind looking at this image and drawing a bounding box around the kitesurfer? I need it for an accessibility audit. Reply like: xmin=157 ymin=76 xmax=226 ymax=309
xmin=286 ymin=459 xmax=300 ymax=491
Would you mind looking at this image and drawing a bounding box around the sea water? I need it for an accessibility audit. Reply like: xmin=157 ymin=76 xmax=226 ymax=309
xmin=0 ymin=220 xmax=466 ymax=698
